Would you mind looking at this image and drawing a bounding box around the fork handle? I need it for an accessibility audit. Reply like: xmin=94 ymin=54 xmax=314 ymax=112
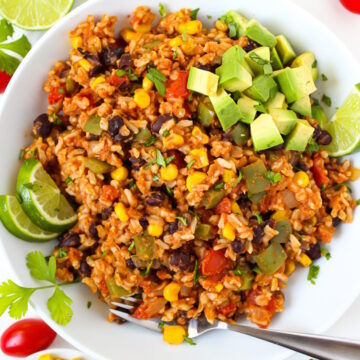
xmin=225 ymin=323 xmax=360 ymax=360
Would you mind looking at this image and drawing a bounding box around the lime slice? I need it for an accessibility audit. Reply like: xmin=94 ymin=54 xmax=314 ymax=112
xmin=17 ymin=159 xmax=77 ymax=232
xmin=0 ymin=0 xmax=74 ymax=30
xmin=322 ymin=83 xmax=360 ymax=157
xmin=0 ymin=195 xmax=58 ymax=242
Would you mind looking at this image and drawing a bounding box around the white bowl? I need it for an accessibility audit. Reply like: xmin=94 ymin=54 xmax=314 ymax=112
xmin=1 ymin=0 xmax=360 ymax=359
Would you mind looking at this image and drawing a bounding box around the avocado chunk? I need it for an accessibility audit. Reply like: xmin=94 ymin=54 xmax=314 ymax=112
xmin=266 ymin=92 xmax=286 ymax=110
xmin=275 ymin=35 xmax=296 ymax=65
xmin=270 ymin=48 xmax=283 ymax=71
xmin=244 ymin=75 xmax=278 ymax=103
xmin=187 ymin=67 xmax=219 ymax=96
xmin=268 ymin=109 xmax=297 ymax=135
xmin=285 ymin=119 xmax=314 ymax=151
xmin=246 ymin=47 xmax=271 ymax=75
xmin=250 ymin=114 xmax=284 ymax=151
xmin=217 ymin=61 xmax=252 ymax=92
xmin=290 ymin=95 xmax=312 ymax=117
xmin=210 ymin=88 xmax=242 ymax=130
xmin=237 ymin=96 xmax=258 ymax=124
xmin=220 ymin=10 xmax=248 ymax=38
xmin=312 ymin=104 xmax=327 ymax=128
xmin=221 ymin=45 xmax=254 ymax=76
xmin=291 ymin=52 xmax=318 ymax=82
xmin=245 ymin=19 xmax=277 ymax=48
xmin=276 ymin=66 xmax=316 ymax=103
xmin=229 ymin=122 xmax=250 ymax=145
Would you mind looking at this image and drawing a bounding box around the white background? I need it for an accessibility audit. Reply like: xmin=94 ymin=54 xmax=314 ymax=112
xmin=0 ymin=0 xmax=360 ymax=359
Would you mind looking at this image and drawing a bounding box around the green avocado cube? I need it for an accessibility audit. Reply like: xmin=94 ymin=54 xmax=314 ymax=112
xmin=290 ymin=95 xmax=312 ymax=117
xmin=285 ymin=119 xmax=315 ymax=151
xmin=245 ymin=19 xmax=277 ymax=48
xmin=187 ymin=67 xmax=219 ymax=96
xmin=266 ymin=92 xmax=287 ymax=110
xmin=222 ymin=45 xmax=254 ymax=76
xmin=218 ymin=61 xmax=252 ymax=92
xmin=268 ymin=109 xmax=297 ymax=135
xmin=210 ymin=88 xmax=242 ymax=130
xmin=237 ymin=96 xmax=258 ymax=124
xmin=311 ymin=105 xmax=327 ymax=128
xmin=250 ymin=114 xmax=284 ymax=151
xmin=270 ymin=48 xmax=283 ymax=71
xmin=276 ymin=66 xmax=316 ymax=103
xmin=275 ymin=35 xmax=296 ymax=65
xmin=246 ymin=47 xmax=271 ymax=75
xmin=291 ymin=52 xmax=318 ymax=82
xmin=244 ymin=75 xmax=278 ymax=103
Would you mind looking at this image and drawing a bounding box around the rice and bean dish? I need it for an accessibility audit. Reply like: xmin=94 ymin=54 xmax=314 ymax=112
xmin=15 ymin=6 xmax=360 ymax=343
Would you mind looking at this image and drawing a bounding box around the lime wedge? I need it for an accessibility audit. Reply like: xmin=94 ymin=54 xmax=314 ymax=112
xmin=0 ymin=195 xmax=58 ymax=242
xmin=0 ymin=0 xmax=74 ymax=30
xmin=322 ymin=83 xmax=360 ymax=157
xmin=17 ymin=159 xmax=77 ymax=232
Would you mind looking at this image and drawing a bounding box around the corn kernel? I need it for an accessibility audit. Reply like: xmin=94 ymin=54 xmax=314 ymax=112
xmin=181 ymin=38 xmax=196 ymax=55
xmin=115 ymin=202 xmax=129 ymax=222
xmin=350 ymin=167 xmax=360 ymax=181
xmin=111 ymin=166 xmax=128 ymax=181
xmin=192 ymin=126 xmax=209 ymax=144
xmin=223 ymin=169 xmax=235 ymax=184
xmin=163 ymin=282 xmax=181 ymax=302
xmin=147 ymin=224 xmax=163 ymax=237
xmin=160 ymin=163 xmax=178 ymax=181
xmin=163 ymin=325 xmax=186 ymax=345
xmin=293 ymin=171 xmax=309 ymax=188
xmin=215 ymin=283 xmax=223 ymax=293
xmin=272 ymin=210 xmax=289 ymax=221
xmin=71 ymin=36 xmax=83 ymax=49
xmin=311 ymin=216 xmax=317 ymax=226
xmin=38 ymin=355 xmax=53 ymax=360
xmin=169 ymin=36 xmax=183 ymax=47
xmin=78 ymin=59 xmax=91 ymax=72
xmin=186 ymin=171 xmax=206 ymax=192
xmin=231 ymin=201 xmax=241 ymax=214
xmin=285 ymin=260 xmax=296 ymax=276
xmin=90 ymin=75 xmax=106 ymax=90
xmin=142 ymin=76 xmax=153 ymax=91
xmin=222 ymin=223 xmax=236 ymax=241
xmin=134 ymin=89 xmax=151 ymax=109
xmin=298 ymin=253 xmax=312 ymax=267
xmin=121 ymin=28 xmax=141 ymax=43
xmin=163 ymin=133 xmax=184 ymax=150
xmin=189 ymin=148 xmax=209 ymax=168
xmin=179 ymin=20 xmax=202 ymax=35
xmin=135 ymin=24 xmax=152 ymax=33
xmin=215 ymin=20 xmax=228 ymax=32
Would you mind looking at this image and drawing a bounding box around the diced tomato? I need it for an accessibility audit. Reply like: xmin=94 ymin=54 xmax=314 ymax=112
xmin=48 ymin=85 xmax=66 ymax=105
xmin=0 ymin=71 xmax=12 ymax=93
xmin=133 ymin=297 xmax=167 ymax=320
xmin=101 ymin=185 xmax=120 ymax=202
xmin=215 ymin=197 xmax=231 ymax=215
xmin=219 ymin=302 xmax=237 ymax=316
xmin=200 ymin=249 xmax=230 ymax=276
xmin=165 ymin=70 xmax=190 ymax=99
xmin=311 ymin=154 xmax=327 ymax=187
xmin=109 ymin=73 xmax=129 ymax=87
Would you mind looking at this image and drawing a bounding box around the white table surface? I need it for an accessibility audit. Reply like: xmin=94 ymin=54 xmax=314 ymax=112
xmin=0 ymin=0 xmax=360 ymax=359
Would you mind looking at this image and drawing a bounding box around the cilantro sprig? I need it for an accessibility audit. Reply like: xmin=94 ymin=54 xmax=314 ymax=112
xmin=265 ymin=171 xmax=282 ymax=184
xmin=307 ymin=264 xmax=320 ymax=285
xmin=145 ymin=67 xmax=167 ymax=97
xmin=0 ymin=251 xmax=76 ymax=325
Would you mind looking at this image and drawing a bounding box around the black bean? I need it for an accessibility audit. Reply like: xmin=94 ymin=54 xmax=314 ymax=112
xmin=238 ymin=194 xmax=250 ymax=210
xmin=197 ymin=64 xmax=216 ymax=73
xmin=168 ymin=221 xmax=178 ymax=234
xmin=88 ymin=134 xmax=100 ymax=141
xmin=289 ymin=152 xmax=301 ymax=167
xmin=129 ymin=156 xmax=146 ymax=170
xmin=59 ymin=233 xmax=81 ymax=248
xmin=252 ymin=225 xmax=264 ymax=244
xmin=145 ymin=191 xmax=165 ymax=206
xmin=270 ymin=144 xmax=284 ymax=151
xmin=316 ymin=130 xmax=332 ymax=146
xmin=118 ymin=53 xmax=132 ymax=69
xmin=139 ymin=216 xmax=149 ymax=230
xmin=101 ymin=206 xmax=113 ymax=220
xmin=89 ymin=223 xmax=99 ymax=240
xmin=151 ymin=114 xmax=172 ymax=133
xmin=296 ymin=161 xmax=309 ymax=172
xmin=169 ymin=251 xmax=191 ymax=271
xmin=125 ymin=257 xmax=136 ymax=270
xmin=33 ymin=114 xmax=52 ymax=138
xmin=326 ymin=206 xmax=332 ymax=215
xmin=265 ymin=219 xmax=276 ymax=228
xmin=333 ymin=217 xmax=342 ymax=227
xmin=231 ymin=240 xmax=245 ymax=254
xmin=79 ymin=258 xmax=92 ymax=277
xmin=306 ymin=242 xmax=321 ymax=260
xmin=100 ymin=47 xmax=124 ymax=68
xmin=89 ymin=64 xmax=104 ymax=77
xmin=313 ymin=125 xmax=321 ymax=140
xmin=243 ymin=39 xmax=258 ymax=52
xmin=107 ymin=116 xmax=124 ymax=139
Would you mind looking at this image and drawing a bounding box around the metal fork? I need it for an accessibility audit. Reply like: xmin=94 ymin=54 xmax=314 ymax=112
xmin=111 ymin=297 xmax=360 ymax=360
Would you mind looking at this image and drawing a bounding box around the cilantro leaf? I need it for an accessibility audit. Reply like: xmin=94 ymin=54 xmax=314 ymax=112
xmin=0 ymin=35 xmax=32 ymax=57
xmin=155 ymin=149 xmax=166 ymax=167
xmin=307 ymin=138 xmax=319 ymax=152
xmin=321 ymin=73 xmax=328 ymax=81
xmin=146 ymin=67 xmax=167 ymax=97
xmin=184 ymin=336 xmax=196 ymax=345
xmin=193 ymin=259 xmax=199 ymax=285
xmin=233 ymin=269 xmax=247 ymax=276
xmin=159 ymin=3 xmax=167 ymax=17
xmin=265 ymin=171 xmax=282 ymax=184
xmin=187 ymin=159 xmax=195 ymax=169
xmin=233 ymin=170 xmax=243 ymax=187
xmin=165 ymin=155 xmax=175 ymax=165
xmin=214 ymin=182 xmax=224 ymax=190
xmin=176 ymin=216 xmax=188 ymax=226
xmin=47 ymin=287 xmax=73 ymax=326
xmin=320 ymin=247 xmax=331 ymax=260
xmin=307 ymin=264 xmax=320 ymax=285
xmin=321 ymin=94 xmax=332 ymax=107
xmin=26 ymin=251 xmax=56 ymax=283
xmin=253 ymin=212 xmax=262 ymax=224
xmin=0 ymin=19 xmax=14 ymax=42
xmin=0 ymin=50 xmax=20 ymax=75
xmin=172 ymin=51 xmax=178 ymax=60
xmin=190 ymin=8 xmax=200 ymax=20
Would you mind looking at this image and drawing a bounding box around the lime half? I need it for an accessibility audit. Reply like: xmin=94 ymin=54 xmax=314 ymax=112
xmin=17 ymin=159 xmax=77 ymax=232
xmin=0 ymin=0 xmax=74 ymax=30
xmin=322 ymin=83 xmax=360 ymax=157
xmin=0 ymin=195 xmax=58 ymax=242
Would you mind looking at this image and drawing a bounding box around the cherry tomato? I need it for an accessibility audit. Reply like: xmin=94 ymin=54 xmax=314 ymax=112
xmin=0 ymin=71 xmax=12 ymax=93
xmin=165 ymin=70 xmax=190 ymax=99
xmin=340 ymin=0 xmax=360 ymax=14
xmin=200 ymin=248 xmax=230 ymax=276
xmin=1 ymin=319 xmax=56 ymax=357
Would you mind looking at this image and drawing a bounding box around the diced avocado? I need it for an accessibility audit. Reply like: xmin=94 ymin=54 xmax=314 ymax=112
xmin=187 ymin=67 xmax=219 ymax=96
xmin=275 ymin=35 xmax=296 ymax=65
xmin=270 ymin=48 xmax=283 ymax=71
xmin=198 ymin=100 xmax=215 ymax=127
xmin=222 ymin=45 xmax=254 ymax=76
xmin=245 ymin=19 xmax=277 ymax=48
xmin=246 ymin=47 xmax=271 ymax=75
xmin=244 ymin=75 xmax=278 ymax=103
xmin=291 ymin=52 xmax=318 ymax=82
xmin=285 ymin=119 xmax=315 ymax=151
xmin=229 ymin=122 xmax=250 ymax=145
xmin=276 ymin=66 xmax=316 ymax=103
xmin=268 ymin=109 xmax=297 ymax=135
xmin=220 ymin=10 xmax=248 ymax=38
xmin=210 ymin=88 xmax=242 ymax=130
xmin=250 ymin=114 xmax=284 ymax=151
xmin=266 ymin=92 xmax=286 ymax=110
xmin=237 ymin=96 xmax=258 ymax=124
xmin=218 ymin=61 xmax=252 ymax=92
xmin=312 ymin=105 xmax=327 ymax=128
xmin=290 ymin=95 xmax=312 ymax=117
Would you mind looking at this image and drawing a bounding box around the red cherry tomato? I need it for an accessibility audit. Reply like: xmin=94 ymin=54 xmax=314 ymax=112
xmin=340 ymin=0 xmax=360 ymax=13
xmin=1 ymin=319 xmax=56 ymax=357
xmin=0 ymin=71 xmax=12 ymax=93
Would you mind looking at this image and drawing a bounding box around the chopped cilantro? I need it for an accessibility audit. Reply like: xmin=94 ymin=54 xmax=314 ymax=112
xmin=145 ymin=160 xmax=155 ymax=169
xmin=194 ymin=259 xmax=199 ymax=285
xmin=56 ymin=248 xmax=67 ymax=259
xmin=143 ymin=260 xmax=153 ymax=275
xmin=357 ymin=199 xmax=360 ymax=206
xmin=265 ymin=171 xmax=282 ymax=184
xmin=101 ymin=251 xmax=107 ymax=258
xmin=207 ymin=15 xmax=212 ymax=19
xmin=182 ymin=29 xmax=188 ymax=42
xmin=87 ymin=301 xmax=92 ymax=309
xmin=320 ymin=247 xmax=331 ymax=260
xmin=146 ymin=67 xmax=167 ymax=97
xmin=162 ymin=129 xmax=170 ymax=137
xmin=166 ymin=187 xmax=174 ymax=196
xmin=184 ymin=336 xmax=196 ymax=345
xmin=116 ymin=69 xmax=126 ymax=77
xmin=233 ymin=269 xmax=247 ymax=276
xmin=159 ymin=3 xmax=167 ymax=17
xmin=253 ymin=212 xmax=262 ymax=225
xmin=155 ymin=149 xmax=166 ymax=167
xmin=65 ymin=177 xmax=73 ymax=185
xmin=307 ymin=264 xmax=320 ymax=285
xmin=129 ymin=181 xmax=137 ymax=191
xmin=253 ymin=266 xmax=261 ymax=274
xmin=321 ymin=94 xmax=332 ymax=107
xmin=128 ymin=240 xmax=135 ymax=251
xmin=188 ymin=91 xmax=193 ymax=101
xmin=158 ymin=321 xmax=165 ymax=329
xmin=172 ymin=51 xmax=178 ymax=60
xmin=176 ymin=216 xmax=188 ymax=227
xmin=152 ymin=174 xmax=160 ymax=182
xmin=321 ymin=73 xmax=328 ymax=81
xmin=214 ymin=182 xmax=224 ymax=190
xmin=187 ymin=159 xmax=196 ymax=170
xmin=307 ymin=138 xmax=319 ymax=152
xmin=144 ymin=135 xmax=157 ymax=147
xmin=165 ymin=155 xmax=175 ymax=165
xmin=190 ymin=8 xmax=200 ymax=20
xmin=233 ymin=170 xmax=243 ymax=187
